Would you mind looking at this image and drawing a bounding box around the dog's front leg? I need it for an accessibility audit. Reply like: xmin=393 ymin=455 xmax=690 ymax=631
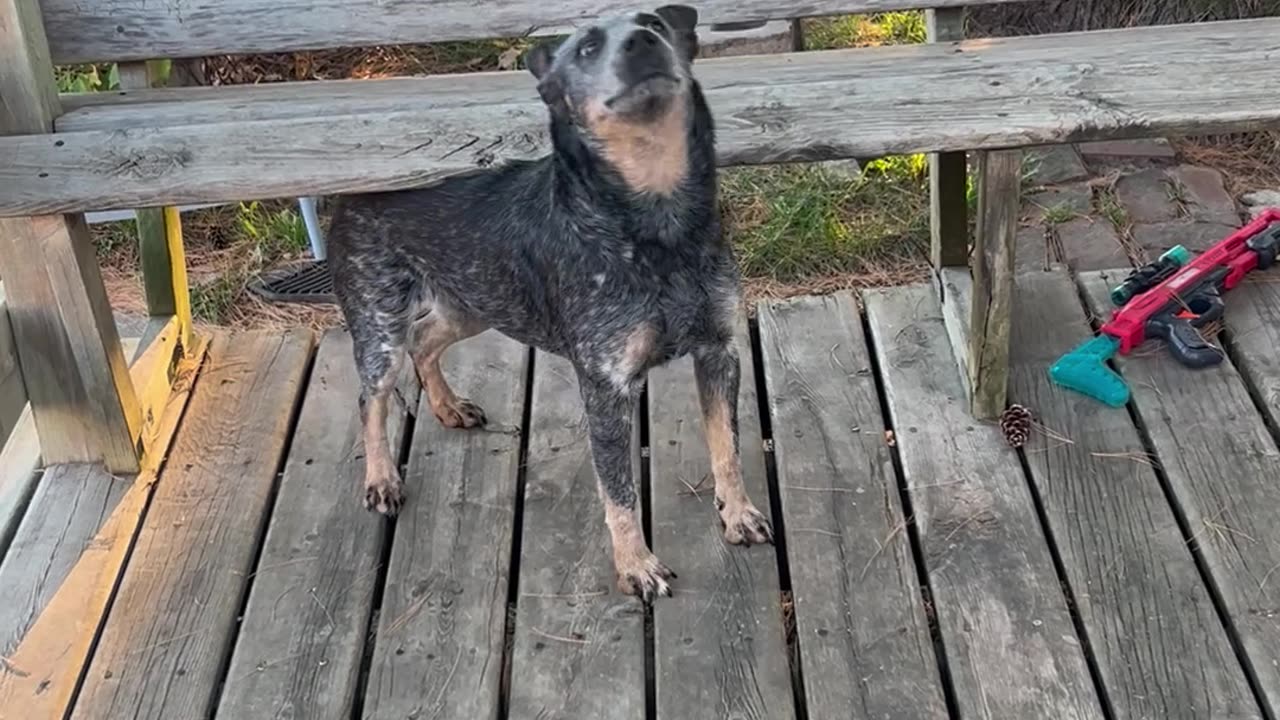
xmin=578 ymin=371 xmax=676 ymax=602
xmin=694 ymin=342 xmax=774 ymax=545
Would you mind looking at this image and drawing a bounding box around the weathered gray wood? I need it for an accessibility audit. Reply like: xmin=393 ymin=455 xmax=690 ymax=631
xmin=0 ymin=404 xmax=38 ymax=560
xmin=70 ymin=330 xmax=314 ymax=720
xmin=1080 ymin=270 xmax=1280 ymax=714
xmin=756 ymin=294 xmax=947 ymax=720
xmin=38 ymin=0 xmax=1031 ymax=64
xmin=936 ymin=266 xmax=973 ymax=402
xmin=0 ymin=465 xmax=125 ymax=661
xmin=362 ymin=331 xmax=528 ymax=720
xmin=647 ymin=326 xmax=793 ymax=720
xmin=1224 ymin=276 xmax=1280 ymax=439
xmin=9 ymin=18 xmax=1280 ymax=215
xmin=1 ymin=0 xmax=141 ymax=469
xmin=967 ymin=149 xmax=1021 ymax=419
xmin=215 ymin=331 xmax=413 ymax=720
xmin=864 ymin=283 xmax=1105 ymax=720
xmin=0 ymin=284 xmax=26 ymax=447
xmin=927 ymin=7 xmax=968 ymax=268
xmin=1011 ymin=270 xmax=1260 ymax=720
xmin=507 ymin=351 xmax=644 ymax=720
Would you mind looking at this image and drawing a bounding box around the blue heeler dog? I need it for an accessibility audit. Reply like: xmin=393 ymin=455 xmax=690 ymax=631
xmin=326 ymin=5 xmax=773 ymax=602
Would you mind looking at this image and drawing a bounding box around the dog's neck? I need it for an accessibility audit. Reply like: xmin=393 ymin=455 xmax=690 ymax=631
xmin=589 ymin=97 xmax=690 ymax=196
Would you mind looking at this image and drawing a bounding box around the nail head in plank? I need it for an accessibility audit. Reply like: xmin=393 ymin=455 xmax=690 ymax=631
xmin=864 ymin=283 xmax=1105 ymax=720
xmin=507 ymin=351 xmax=644 ymax=720
xmin=216 ymin=330 xmax=414 ymax=720
xmin=1080 ymin=269 xmax=1280 ymax=713
xmin=362 ymin=331 xmax=528 ymax=720
xmin=648 ymin=325 xmax=794 ymax=720
xmin=69 ymin=329 xmax=314 ymax=720
xmin=756 ymin=293 xmax=948 ymax=720
xmin=1012 ymin=270 xmax=1260 ymax=720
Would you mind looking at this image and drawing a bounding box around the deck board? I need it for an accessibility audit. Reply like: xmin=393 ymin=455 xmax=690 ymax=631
xmin=216 ymin=330 xmax=414 ymax=720
xmin=1081 ymin=270 xmax=1280 ymax=715
xmin=362 ymin=331 xmax=528 ymax=720
xmin=864 ymin=284 xmax=1105 ymax=720
xmin=647 ymin=327 xmax=794 ymax=720
xmin=69 ymin=330 xmax=314 ymax=720
xmin=756 ymin=294 xmax=948 ymax=720
xmin=506 ymin=351 xmax=645 ymax=720
xmin=1011 ymin=270 xmax=1259 ymax=720
xmin=1224 ymin=276 xmax=1280 ymax=438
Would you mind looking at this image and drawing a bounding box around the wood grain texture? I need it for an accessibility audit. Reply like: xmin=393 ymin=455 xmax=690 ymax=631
xmin=927 ymin=7 xmax=968 ymax=268
xmin=9 ymin=18 xmax=1280 ymax=215
xmin=967 ymin=149 xmax=1020 ymax=418
xmin=647 ymin=326 xmax=793 ymax=720
xmin=362 ymin=331 xmax=529 ymax=720
xmin=1011 ymin=270 xmax=1260 ymax=720
xmin=863 ymin=283 xmax=1105 ymax=720
xmin=0 ymin=285 xmax=26 ymax=447
xmin=69 ymin=330 xmax=313 ymax=720
xmin=1080 ymin=270 xmax=1280 ymax=714
xmin=0 ymin=465 xmax=126 ymax=666
xmin=215 ymin=331 xmax=415 ymax=720
xmin=0 ymin=332 xmax=205 ymax=720
xmin=756 ymin=294 xmax=948 ymax=720
xmin=0 ymin=404 xmax=39 ymax=562
xmin=507 ymin=351 xmax=644 ymax=720
xmin=38 ymin=0 xmax=1030 ymax=64
xmin=1224 ymin=276 xmax=1280 ymax=442
xmin=0 ymin=0 xmax=60 ymax=132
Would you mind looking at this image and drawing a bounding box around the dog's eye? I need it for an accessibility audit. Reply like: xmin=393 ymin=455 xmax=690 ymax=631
xmin=578 ymin=40 xmax=599 ymax=57
xmin=646 ymin=18 xmax=666 ymax=33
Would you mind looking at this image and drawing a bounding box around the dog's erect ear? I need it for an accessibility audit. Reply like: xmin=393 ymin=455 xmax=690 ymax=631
xmin=656 ymin=5 xmax=699 ymax=61
xmin=655 ymin=4 xmax=698 ymax=31
xmin=525 ymin=39 xmax=560 ymax=81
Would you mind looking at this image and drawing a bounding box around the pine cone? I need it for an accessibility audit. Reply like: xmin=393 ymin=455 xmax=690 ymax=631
xmin=1000 ymin=404 xmax=1033 ymax=448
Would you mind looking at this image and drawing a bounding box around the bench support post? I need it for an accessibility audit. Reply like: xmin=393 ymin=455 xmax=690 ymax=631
xmin=926 ymin=7 xmax=969 ymax=268
xmin=0 ymin=0 xmax=142 ymax=472
xmin=967 ymin=148 xmax=1021 ymax=419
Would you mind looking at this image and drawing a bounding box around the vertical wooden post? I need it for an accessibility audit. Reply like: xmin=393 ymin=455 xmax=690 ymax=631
xmin=0 ymin=0 xmax=142 ymax=472
xmin=968 ymin=149 xmax=1021 ymax=419
xmin=926 ymin=8 xmax=969 ymax=268
xmin=118 ymin=61 xmax=192 ymax=350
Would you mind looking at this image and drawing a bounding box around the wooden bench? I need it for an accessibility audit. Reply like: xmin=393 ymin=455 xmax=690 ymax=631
xmin=2 ymin=0 xmax=1278 ymax=470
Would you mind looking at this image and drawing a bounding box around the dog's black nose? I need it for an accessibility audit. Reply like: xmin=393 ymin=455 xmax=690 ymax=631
xmin=623 ymin=29 xmax=660 ymax=56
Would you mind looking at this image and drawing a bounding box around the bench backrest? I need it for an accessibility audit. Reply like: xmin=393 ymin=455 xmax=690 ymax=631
xmin=40 ymin=0 xmax=1028 ymax=64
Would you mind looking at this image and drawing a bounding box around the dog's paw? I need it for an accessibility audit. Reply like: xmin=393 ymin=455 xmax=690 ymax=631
xmin=363 ymin=475 xmax=405 ymax=516
xmin=434 ymin=397 xmax=487 ymax=429
xmin=615 ymin=552 xmax=677 ymax=603
xmin=718 ymin=498 xmax=774 ymax=546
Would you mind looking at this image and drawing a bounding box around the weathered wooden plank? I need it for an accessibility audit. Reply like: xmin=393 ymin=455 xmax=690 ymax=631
xmin=864 ymin=283 xmax=1105 ymax=720
xmin=0 ymin=405 xmax=38 ymax=563
xmin=1012 ymin=270 xmax=1260 ymax=720
xmin=362 ymin=331 xmax=528 ymax=720
xmin=1080 ymin=270 xmax=1280 ymax=714
xmin=9 ymin=18 xmax=1280 ymax=215
xmin=967 ymin=149 xmax=1020 ymax=418
xmin=69 ymin=330 xmax=314 ymax=720
xmin=1224 ymin=275 xmax=1280 ymax=438
xmin=215 ymin=330 xmax=413 ymax=720
xmin=756 ymin=294 xmax=947 ymax=720
xmin=0 ymin=332 xmax=206 ymax=720
xmin=926 ymin=7 xmax=968 ymax=269
xmin=0 ymin=0 xmax=60 ymax=131
xmin=507 ymin=351 xmax=644 ymax=720
xmin=0 ymin=284 xmax=25 ymax=446
xmin=647 ymin=326 xmax=793 ymax=720
xmin=38 ymin=0 xmax=1030 ymax=64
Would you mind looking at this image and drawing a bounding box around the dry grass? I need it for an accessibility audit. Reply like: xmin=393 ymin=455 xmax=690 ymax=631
xmin=1172 ymin=131 xmax=1280 ymax=196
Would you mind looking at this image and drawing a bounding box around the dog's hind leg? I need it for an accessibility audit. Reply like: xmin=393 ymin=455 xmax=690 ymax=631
xmin=357 ymin=348 xmax=405 ymax=516
xmin=409 ymin=306 xmax=487 ymax=429
xmin=577 ymin=370 xmax=675 ymax=602
xmin=694 ymin=341 xmax=774 ymax=546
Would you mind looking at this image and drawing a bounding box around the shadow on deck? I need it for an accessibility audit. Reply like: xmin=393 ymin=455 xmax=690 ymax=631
xmin=2 ymin=268 xmax=1280 ymax=720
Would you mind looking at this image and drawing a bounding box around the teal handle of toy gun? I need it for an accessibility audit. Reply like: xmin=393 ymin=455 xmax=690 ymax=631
xmin=1049 ymin=334 xmax=1129 ymax=407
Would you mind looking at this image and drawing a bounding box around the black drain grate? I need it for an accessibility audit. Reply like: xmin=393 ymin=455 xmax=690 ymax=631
xmin=248 ymin=260 xmax=337 ymax=305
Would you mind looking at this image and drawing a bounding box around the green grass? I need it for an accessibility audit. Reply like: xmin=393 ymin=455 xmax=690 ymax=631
xmin=805 ymin=11 xmax=927 ymax=50
xmin=55 ymin=63 xmax=120 ymax=93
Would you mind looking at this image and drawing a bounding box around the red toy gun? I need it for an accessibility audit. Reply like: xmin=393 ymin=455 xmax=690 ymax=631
xmin=1051 ymin=208 xmax=1280 ymax=407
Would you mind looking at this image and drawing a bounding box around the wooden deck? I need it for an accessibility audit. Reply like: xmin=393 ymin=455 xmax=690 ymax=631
xmin=2 ymin=267 xmax=1279 ymax=720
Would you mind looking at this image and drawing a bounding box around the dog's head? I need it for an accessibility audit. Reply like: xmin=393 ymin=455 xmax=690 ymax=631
xmin=525 ymin=6 xmax=702 ymax=194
